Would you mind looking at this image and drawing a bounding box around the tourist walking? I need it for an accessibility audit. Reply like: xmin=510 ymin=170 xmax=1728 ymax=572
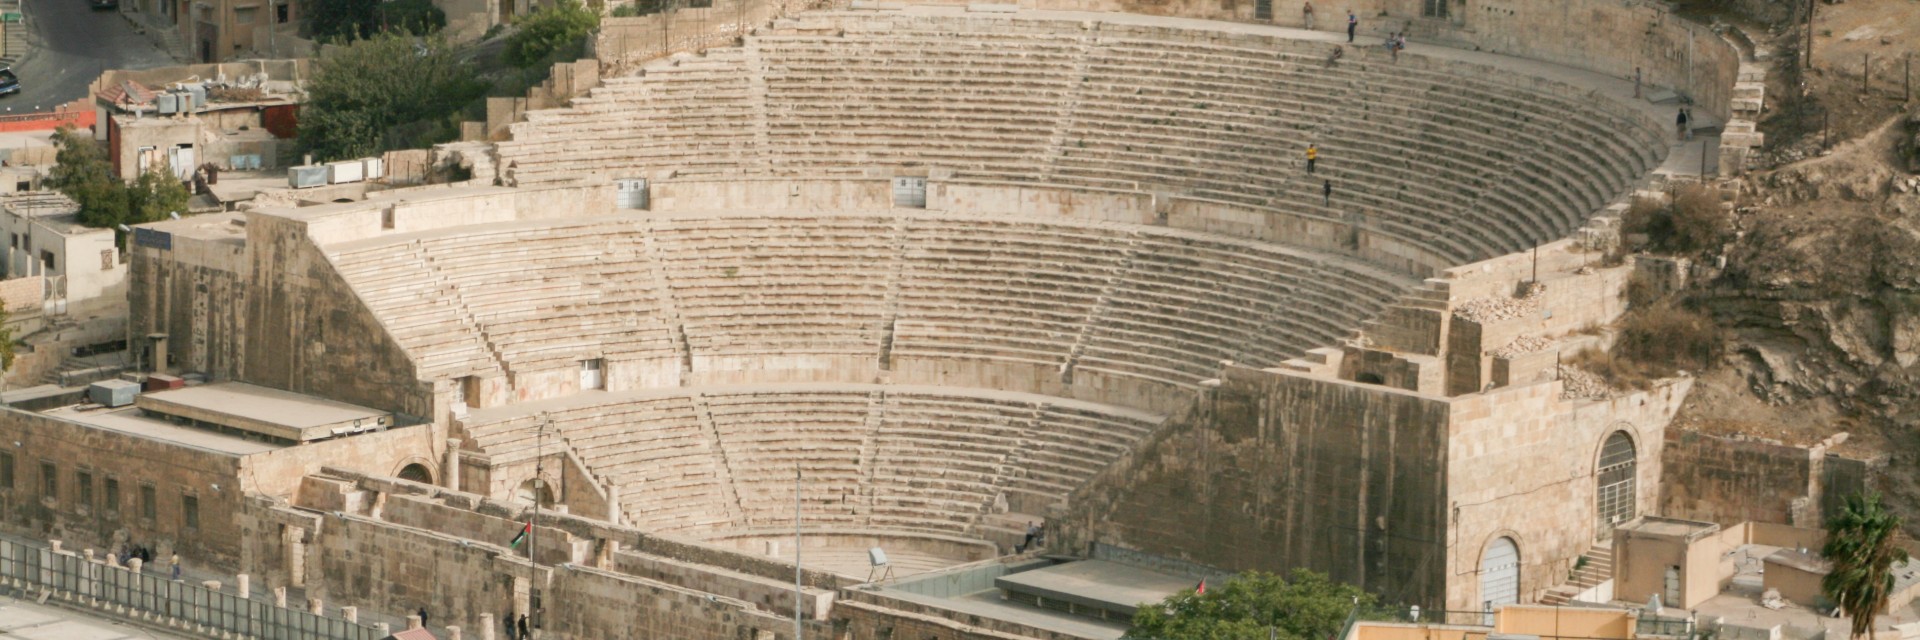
xmin=1388 ymin=32 xmax=1400 ymax=61
xmin=1017 ymin=521 xmax=1040 ymax=553
xmin=418 ymin=607 xmax=429 ymax=628
xmin=1306 ymin=143 xmax=1318 ymax=174
xmin=1634 ymin=67 xmax=1642 ymax=98
xmin=1676 ymin=107 xmax=1689 ymax=140
xmin=1302 ymin=1 xmax=1315 ymax=29
xmin=1323 ymin=180 xmax=1333 ymax=206
xmin=517 ymin=614 xmax=530 ymax=639
xmin=1346 ymin=11 xmax=1357 ymax=42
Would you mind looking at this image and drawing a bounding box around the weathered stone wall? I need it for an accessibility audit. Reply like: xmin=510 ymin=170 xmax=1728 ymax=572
xmin=1659 ymin=430 xmax=1848 ymax=528
xmin=128 ymin=222 xmax=248 ymax=377
xmin=0 ymin=407 xmax=246 ymax=570
xmin=1056 ymin=365 xmax=1453 ymax=606
xmin=1444 ymin=378 xmax=1689 ymax=609
xmin=241 ymin=211 xmax=433 ymax=420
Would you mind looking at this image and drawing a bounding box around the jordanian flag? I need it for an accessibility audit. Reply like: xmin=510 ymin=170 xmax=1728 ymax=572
xmin=509 ymin=522 xmax=531 ymax=549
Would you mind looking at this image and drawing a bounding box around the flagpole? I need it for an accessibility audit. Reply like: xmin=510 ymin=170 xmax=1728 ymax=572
xmin=794 ymin=462 xmax=803 ymax=640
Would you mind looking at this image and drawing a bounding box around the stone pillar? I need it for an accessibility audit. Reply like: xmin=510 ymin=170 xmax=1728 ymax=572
xmin=128 ymin=558 xmax=143 ymax=573
xmin=406 ymin=615 xmax=423 ymax=630
xmin=445 ymin=439 xmax=463 ymax=490
xmin=341 ymin=606 xmax=357 ymax=623
xmin=478 ymin=614 xmax=496 ymax=640
xmin=273 ymin=586 xmax=287 ymax=607
xmin=50 ymin=540 xmax=63 ymax=554
xmin=236 ymin=574 xmax=249 ymax=597
xmin=308 ymin=598 xmax=323 ymax=615
xmin=447 ymin=626 xmax=463 ymax=640
xmin=283 ymin=526 xmax=307 ymax=587
xmin=84 ymin=549 xmax=95 ymax=562
xmin=202 ymin=581 xmax=221 ymax=592
xmin=375 ymin=623 xmax=390 ymax=635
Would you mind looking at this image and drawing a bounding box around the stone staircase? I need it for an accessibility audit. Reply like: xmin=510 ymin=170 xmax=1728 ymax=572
xmin=1541 ymin=543 xmax=1613 ymax=605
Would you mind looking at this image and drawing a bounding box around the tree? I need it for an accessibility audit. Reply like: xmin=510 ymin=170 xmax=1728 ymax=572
xmin=1125 ymin=570 xmax=1373 ymax=640
xmin=1823 ymin=492 xmax=1911 ymax=640
xmin=0 ymin=300 xmax=13 ymax=375
xmin=299 ymin=32 xmax=487 ymax=161
xmin=126 ymin=166 xmax=191 ymax=226
xmin=47 ymin=127 xmax=130 ymax=228
xmin=302 ymin=0 xmax=383 ymax=41
xmin=503 ymin=0 xmax=601 ymax=68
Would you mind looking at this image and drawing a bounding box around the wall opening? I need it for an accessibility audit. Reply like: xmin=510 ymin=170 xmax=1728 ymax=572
xmin=1479 ymin=536 xmax=1520 ymax=617
xmin=397 ymin=463 xmax=434 ymax=485
xmin=1596 ymin=431 xmax=1638 ymax=538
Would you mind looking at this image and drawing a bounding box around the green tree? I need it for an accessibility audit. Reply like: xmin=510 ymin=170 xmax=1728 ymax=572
xmin=503 ymin=0 xmax=601 ymax=68
xmin=302 ymin=0 xmax=383 ymax=41
xmin=46 ymin=127 xmax=130 ymax=228
xmin=1823 ymin=492 xmax=1911 ymax=640
xmin=299 ymin=32 xmax=487 ymax=161
xmin=1125 ymin=570 xmax=1372 ymax=640
xmin=126 ymin=167 xmax=191 ymax=226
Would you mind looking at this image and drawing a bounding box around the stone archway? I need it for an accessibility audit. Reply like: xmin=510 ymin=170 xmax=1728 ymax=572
xmin=1595 ymin=430 xmax=1638 ymax=537
xmin=396 ymin=463 xmax=434 ymax=485
xmin=1479 ymin=536 xmax=1520 ymax=613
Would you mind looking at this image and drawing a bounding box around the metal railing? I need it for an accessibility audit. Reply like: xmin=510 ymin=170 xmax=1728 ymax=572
xmin=0 ymin=539 xmax=384 ymax=640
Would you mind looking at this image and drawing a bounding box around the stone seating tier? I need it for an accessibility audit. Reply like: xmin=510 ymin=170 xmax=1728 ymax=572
xmin=327 ymin=211 xmax=1413 ymax=401
xmin=455 ymin=384 xmax=1164 ymax=543
xmin=496 ymin=15 xmax=1665 ymax=267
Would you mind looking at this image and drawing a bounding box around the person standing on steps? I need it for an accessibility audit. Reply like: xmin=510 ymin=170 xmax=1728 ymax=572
xmin=1676 ymin=107 xmax=1690 ymax=141
xmin=1323 ymin=180 xmax=1333 ymax=206
xmin=1306 ymin=143 xmax=1318 ymax=174
xmin=1303 ymin=1 xmax=1315 ymax=30
xmin=1346 ymin=10 xmax=1358 ymax=42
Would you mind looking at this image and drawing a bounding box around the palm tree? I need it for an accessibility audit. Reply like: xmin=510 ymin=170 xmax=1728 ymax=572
xmin=1822 ymin=492 xmax=1911 ymax=640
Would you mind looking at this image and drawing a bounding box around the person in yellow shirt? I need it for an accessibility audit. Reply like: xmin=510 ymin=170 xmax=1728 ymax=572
xmin=1306 ymin=143 xmax=1318 ymax=174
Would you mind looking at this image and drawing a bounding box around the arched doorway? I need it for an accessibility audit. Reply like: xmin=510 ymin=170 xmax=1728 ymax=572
xmin=1479 ymin=536 xmax=1520 ymax=614
xmin=516 ymin=478 xmax=555 ymax=507
xmin=397 ymin=463 xmax=434 ymax=485
xmin=1595 ymin=431 xmax=1638 ymax=536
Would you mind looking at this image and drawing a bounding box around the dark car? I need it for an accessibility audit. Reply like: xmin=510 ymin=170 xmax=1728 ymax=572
xmin=89 ymin=0 xmax=117 ymax=10
xmin=0 ymin=68 xmax=18 ymax=97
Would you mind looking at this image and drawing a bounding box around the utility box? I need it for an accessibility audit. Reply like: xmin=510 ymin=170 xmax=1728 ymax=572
xmin=88 ymin=379 xmax=141 ymax=408
xmin=144 ymin=374 xmax=185 ymax=392
xmin=288 ymin=165 xmax=328 ymax=188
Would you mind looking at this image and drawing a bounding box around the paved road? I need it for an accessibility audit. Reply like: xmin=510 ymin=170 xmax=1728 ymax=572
xmin=1 ymin=0 xmax=172 ymax=114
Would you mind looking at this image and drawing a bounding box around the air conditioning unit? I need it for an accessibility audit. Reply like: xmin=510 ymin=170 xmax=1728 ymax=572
xmin=288 ymin=165 xmax=328 ymax=188
xmin=327 ymin=160 xmax=364 ymax=184
xmin=184 ymin=84 xmax=207 ymax=109
xmin=156 ymin=93 xmax=180 ymax=115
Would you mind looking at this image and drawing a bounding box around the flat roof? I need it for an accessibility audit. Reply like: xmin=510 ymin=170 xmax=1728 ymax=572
xmin=994 ymin=559 xmax=1194 ymax=618
xmin=135 ymin=382 xmax=391 ymax=443
xmin=44 ymin=405 xmax=282 ymax=456
xmin=1621 ymin=517 xmax=1720 ymax=539
xmin=137 ymin=210 xmax=248 ymax=243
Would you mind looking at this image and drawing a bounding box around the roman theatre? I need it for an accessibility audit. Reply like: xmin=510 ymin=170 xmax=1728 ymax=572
xmin=83 ymin=1 xmax=1740 ymax=637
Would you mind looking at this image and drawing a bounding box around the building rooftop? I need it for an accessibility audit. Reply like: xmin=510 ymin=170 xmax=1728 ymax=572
xmin=135 ymin=382 xmax=393 ymax=443
xmin=43 ymin=404 xmax=283 ymax=456
xmin=1620 ymin=516 xmax=1722 ymax=540
xmin=994 ymin=559 xmax=1194 ymax=619
xmin=0 ymin=192 xmax=102 ymax=235
xmin=136 ymin=211 xmax=247 ymax=244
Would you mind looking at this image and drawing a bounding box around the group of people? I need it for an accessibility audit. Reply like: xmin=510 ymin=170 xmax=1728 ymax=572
xmin=1300 ymin=2 xmax=1407 ymax=59
xmin=503 ymin=611 xmax=536 ymax=639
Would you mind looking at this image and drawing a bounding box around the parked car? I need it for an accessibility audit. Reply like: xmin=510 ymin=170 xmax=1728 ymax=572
xmin=90 ymin=0 xmax=118 ymax=10
xmin=0 ymin=68 xmax=18 ymax=97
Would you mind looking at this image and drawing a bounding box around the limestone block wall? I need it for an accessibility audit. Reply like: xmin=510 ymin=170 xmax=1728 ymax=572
xmin=0 ymin=408 xmax=247 ymax=570
xmin=1055 ymin=365 xmax=1453 ymax=606
xmin=1659 ymin=431 xmax=1856 ymax=529
xmin=240 ymin=211 xmax=433 ymax=420
xmin=543 ymin=563 xmax=820 ymax=640
xmin=128 ymin=222 xmax=247 ymax=377
xmin=240 ymin=425 xmax=439 ymax=498
xmin=1443 ymin=378 xmax=1689 ymax=610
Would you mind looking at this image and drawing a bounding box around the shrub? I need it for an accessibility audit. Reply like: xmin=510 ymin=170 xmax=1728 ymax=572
xmin=1616 ymin=303 xmax=1724 ymax=374
xmin=1668 ymin=184 xmax=1729 ymax=253
xmin=503 ymin=0 xmax=602 ymax=68
xmin=373 ymin=0 xmax=447 ymax=35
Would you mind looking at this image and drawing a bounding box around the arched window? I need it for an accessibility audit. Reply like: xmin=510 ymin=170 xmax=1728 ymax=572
xmin=397 ymin=463 xmax=434 ymax=485
xmin=1596 ymin=431 xmax=1638 ymax=536
xmin=516 ymin=478 xmax=555 ymax=507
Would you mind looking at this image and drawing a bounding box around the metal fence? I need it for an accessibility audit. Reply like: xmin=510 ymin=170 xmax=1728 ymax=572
xmin=0 ymin=539 xmax=384 ymax=640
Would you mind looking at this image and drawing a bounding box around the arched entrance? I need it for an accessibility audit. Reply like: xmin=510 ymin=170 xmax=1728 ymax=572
xmin=1595 ymin=431 xmax=1638 ymax=536
xmin=1479 ymin=536 xmax=1520 ymax=613
xmin=397 ymin=463 xmax=434 ymax=485
xmin=516 ymin=478 xmax=555 ymax=507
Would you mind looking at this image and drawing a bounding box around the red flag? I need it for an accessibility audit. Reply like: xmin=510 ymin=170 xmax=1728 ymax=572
xmin=1195 ymin=579 xmax=1206 ymax=595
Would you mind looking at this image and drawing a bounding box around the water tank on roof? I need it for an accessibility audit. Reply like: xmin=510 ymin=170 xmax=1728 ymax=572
xmin=156 ymin=93 xmax=180 ymax=115
xmin=185 ymin=84 xmax=207 ymax=109
xmin=327 ymin=160 xmax=364 ymax=184
xmin=87 ymin=379 xmax=140 ymax=408
xmin=288 ymin=165 xmax=328 ymax=188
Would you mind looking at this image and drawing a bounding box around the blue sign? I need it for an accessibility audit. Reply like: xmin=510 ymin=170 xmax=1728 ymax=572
xmin=133 ymin=227 xmax=172 ymax=250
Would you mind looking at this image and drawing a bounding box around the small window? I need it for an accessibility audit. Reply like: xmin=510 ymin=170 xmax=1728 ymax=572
xmin=579 ymin=358 xmax=605 ymax=390
xmin=615 ymin=178 xmax=648 ymax=210
xmin=381 ymin=208 xmax=395 ymax=229
xmin=8 ymin=233 xmax=15 ymax=249
xmin=234 ymin=6 xmax=256 ymax=23
xmin=1422 ymin=0 xmax=1447 ymax=18
xmin=40 ymin=250 xmax=54 ymax=272
xmin=891 ymin=177 xmax=927 ymax=208
xmin=75 ymin=470 xmax=93 ymax=508
xmin=275 ymin=2 xmax=288 ymax=23
xmin=101 ymin=249 xmax=114 ymax=271
xmin=140 ymin=484 xmax=157 ymax=520
xmin=0 ymin=451 xmax=13 ymax=489
xmin=104 ymin=477 xmax=120 ymax=513
xmin=182 ymin=494 xmax=200 ymax=530
xmin=40 ymin=462 xmax=56 ymax=499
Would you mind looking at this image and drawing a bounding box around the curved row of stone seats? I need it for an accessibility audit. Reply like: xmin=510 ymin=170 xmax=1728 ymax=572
xmin=495 ymin=13 xmax=1665 ymax=268
xmin=329 ymin=243 xmax=498 ymax=378
xmin=332 ymin=211 xmax=1412 ymax=399
xmin=644 ymin=215 xmax=898 ymax=368
xmin=456 ymin=384 xmax=1164 ymax=541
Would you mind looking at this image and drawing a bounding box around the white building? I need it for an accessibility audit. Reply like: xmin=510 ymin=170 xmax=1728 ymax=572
xmin=0 ymin=192 xmax=127 ymax=314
